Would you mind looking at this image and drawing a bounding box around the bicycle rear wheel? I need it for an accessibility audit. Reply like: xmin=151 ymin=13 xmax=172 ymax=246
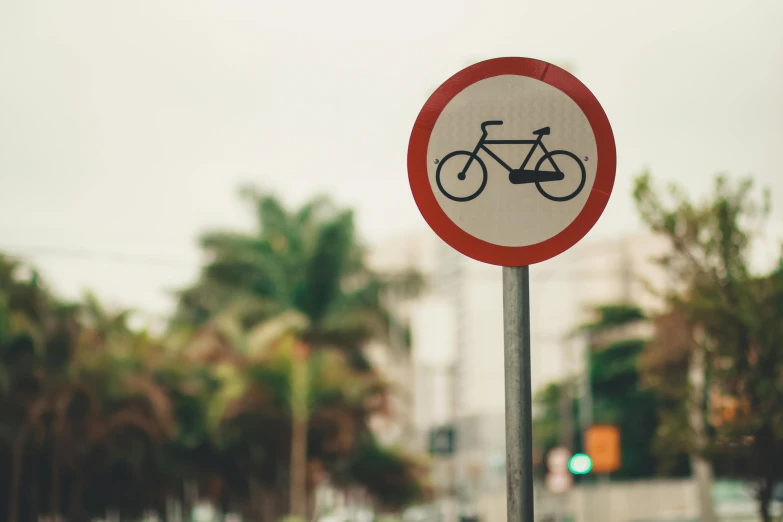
xmin=534 ymin=150 xmax=586 ymax=202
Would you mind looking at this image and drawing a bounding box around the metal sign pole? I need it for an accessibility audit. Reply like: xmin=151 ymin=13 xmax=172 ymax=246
xmin=503 ymin=266 xmax=534 ymax=522
xmin=407 ymin=55 xmax=616 ymax=522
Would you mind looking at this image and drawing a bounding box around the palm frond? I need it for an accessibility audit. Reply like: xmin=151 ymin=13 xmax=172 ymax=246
xmin=245 ymin=310 xmax=310 ymax=360
xmin=295 ymin=210 xmax=355 ymax=322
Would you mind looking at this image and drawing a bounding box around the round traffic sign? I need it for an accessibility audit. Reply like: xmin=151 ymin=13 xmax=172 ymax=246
xmin=408 ymin=57 xmax=616 ymax=266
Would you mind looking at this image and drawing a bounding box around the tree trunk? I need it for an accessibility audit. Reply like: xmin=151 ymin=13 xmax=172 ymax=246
xmin=290 ymin=346 xmax=309 ymax=520
xmin=27 ymin=461 xmax=39 ymax=522
xmin=50 ymin=438 xmax=62 ymax=520
xmin=69 ymin=471 xmax=85 ymax=522
xmin=687 ymin=335 xmax=717 ymax=522
xmin=183 ymin=479 xmax=197 ymax=521
xmin=274 ymin=456 xmax=291 ymax=522
xmin=558 ymin=381 xmax=573 ymax=450
xmin=260 ymin=486 xmax=277 ymax=522
xmin=249 ymin=477 xmax=263 ymax=522
xmin=8 ymin=425 xmax=28 ymax=522
xmin=290 ymin=417 xmax=308 ymax=518
xmin=758 ymin=479 xmax=773 ymax=522
xmin=306 ymin=486 xmax=318 ymax=522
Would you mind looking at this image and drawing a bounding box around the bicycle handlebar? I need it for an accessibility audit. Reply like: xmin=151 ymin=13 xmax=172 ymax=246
xmin=481 ymin=120 xmax=504 ymax=130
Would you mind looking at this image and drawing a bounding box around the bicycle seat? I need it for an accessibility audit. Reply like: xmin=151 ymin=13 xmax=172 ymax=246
xmin=532 ymin=127 xmax=550 ymax=136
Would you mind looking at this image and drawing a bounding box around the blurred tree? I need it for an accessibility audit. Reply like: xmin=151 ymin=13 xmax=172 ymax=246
xmin=171 ymin=188 xmax=428 ymax=519
xmin=0 ymin=257 xmax=175 ymax=522
xmin=172 ymin=188 xmax=423 ymax=364
xmin=584 ymin=305 xmax=672 ymax=480
xmin=634 ymin=173 xmax=783 ymax=522
xmin=639 ymin=310 xmax=699 ymax=475
xmin=0 ymin=255 xmax=51 ymax=522
xmin=533 ymin=305 xmax=687 ymax=480
xmin=0 ymin=250 xmax=431 ymax=522
xmin=73 ymin=300 xmax=176 ymax=522
xmin=0 ymin=189 xmax=431 ymax=522
xmin=175 ymin=279 xmax=428 ymax=521
xmin=344 ymin=435 xmax=434 ymax=512
xmin=532 ymin=382 xmax=576 ymax=476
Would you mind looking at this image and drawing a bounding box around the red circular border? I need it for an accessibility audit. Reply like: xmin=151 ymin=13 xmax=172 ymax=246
xmin=407 ymin=57 xmax=616 ymax=266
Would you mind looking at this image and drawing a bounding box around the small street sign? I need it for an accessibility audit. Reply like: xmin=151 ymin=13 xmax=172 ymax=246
xmin=585 ymin=425 xmax=621 ymax=474
xmin=429 ymin=426 xmax=456 ymax=456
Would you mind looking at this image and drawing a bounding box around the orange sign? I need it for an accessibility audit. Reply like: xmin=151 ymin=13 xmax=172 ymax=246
xmin=585 ymin=425 xmax=621 ymax=473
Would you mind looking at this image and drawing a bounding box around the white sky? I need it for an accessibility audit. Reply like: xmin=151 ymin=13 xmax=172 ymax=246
xmin=1 ymin=0 xmax=782 ymax=320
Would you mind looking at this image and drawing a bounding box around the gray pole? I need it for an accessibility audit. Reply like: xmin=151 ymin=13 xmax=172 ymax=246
xmin=580 ymin=331 xmax=593 ymax=432
xmin=503 ymin=266 xmax=534 ymax=522
xmin=558 ymin=373 xmax=573 ymax=451
xmin=451 ymin=249 xmax=463 ymax=522
xmin=579 ymin=331 xmax=595 ymax=522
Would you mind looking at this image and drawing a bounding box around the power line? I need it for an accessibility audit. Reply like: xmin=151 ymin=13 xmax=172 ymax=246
xmin=0 ymin=243 xmax=634 ymax=286
xmin=0 ymin=244 xmax=199 ymax=270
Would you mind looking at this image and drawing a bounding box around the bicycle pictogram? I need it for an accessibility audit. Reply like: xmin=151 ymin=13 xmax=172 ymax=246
xmin=435 ymin=120 xmax=587 ymax=202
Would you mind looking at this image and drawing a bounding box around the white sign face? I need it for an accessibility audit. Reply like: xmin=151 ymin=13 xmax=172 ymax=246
xmin=408 ymin=57 xmax=616 ymax=266
xmin=427 ymin=74 xmax=597 ymax=247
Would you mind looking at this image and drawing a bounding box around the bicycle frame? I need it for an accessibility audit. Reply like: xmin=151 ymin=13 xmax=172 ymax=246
xmin=436 ymin=121 xmax=585 ymax=203
xmin=462 ymin=127 xmax=554 ymax=175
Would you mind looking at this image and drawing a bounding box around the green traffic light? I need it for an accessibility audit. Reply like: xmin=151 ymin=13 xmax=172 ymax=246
xmin=568 ymin=453 xmax=593 ymax=475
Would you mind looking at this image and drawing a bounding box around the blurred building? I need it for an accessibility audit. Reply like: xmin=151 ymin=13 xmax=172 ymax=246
xmin=369 ymin=229 xmax=671 ymax=519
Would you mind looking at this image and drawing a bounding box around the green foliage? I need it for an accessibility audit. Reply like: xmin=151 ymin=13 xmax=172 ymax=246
xmin=0 ymin=255 xmax=180 ymax=522
xmin=532 ymin=381 xmax=579 ymax=476
xmin=633 ymin=172 xmax=783 ymax=519
xmin=533 ymin=382 xmax=565 ymax=446
xmin=592 ymin=339 xmax=644 ymax=387
xmin=345 ymin=436 xmax=432 ymax=510
xmin=174 ymin=188 xmax=422 ymax=361
xmin=583 ymin=304 xmax=646 ymax=332
xmin=534 ymin=302 xmax=676 ymax=480
xmin=590 ymin=336 xmax=661 ymax=479
xmin=0 ymin=189 xmax=430 ymax=522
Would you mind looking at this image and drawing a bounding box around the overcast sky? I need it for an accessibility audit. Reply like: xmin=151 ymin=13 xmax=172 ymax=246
xmin=1 ymin=0 xmax=782 ymax=319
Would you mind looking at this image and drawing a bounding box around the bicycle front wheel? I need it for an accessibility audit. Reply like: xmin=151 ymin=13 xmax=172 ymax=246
xmin=436 ymin=151 xmax=488 ymax=202
xmin=534 ymin=151 xmax=586 ymax=202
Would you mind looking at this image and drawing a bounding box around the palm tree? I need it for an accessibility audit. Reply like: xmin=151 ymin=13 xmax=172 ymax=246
xmin=173 ymin=188 xmax=422 ymax=363
xmin=68 ymin=302 xmax=177 ymax=522
xmin=0 ymin=255 xmax=72 ymax=522
xmin=173 ymin=308 xmax=391 ymax=521
xmin=0 ymin=259 xmax=179 ymax=522
xmin=1 ymin=187 xmax=431 ymax=520
xmin=172 ymin=188 xmax=425 ymax=518
xmin=343 ymin=435 xmax=433 ymax=512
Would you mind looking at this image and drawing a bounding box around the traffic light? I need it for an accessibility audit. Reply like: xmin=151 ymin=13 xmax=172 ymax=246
xmin=568 ymin=453 xmax=593 ymax=475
